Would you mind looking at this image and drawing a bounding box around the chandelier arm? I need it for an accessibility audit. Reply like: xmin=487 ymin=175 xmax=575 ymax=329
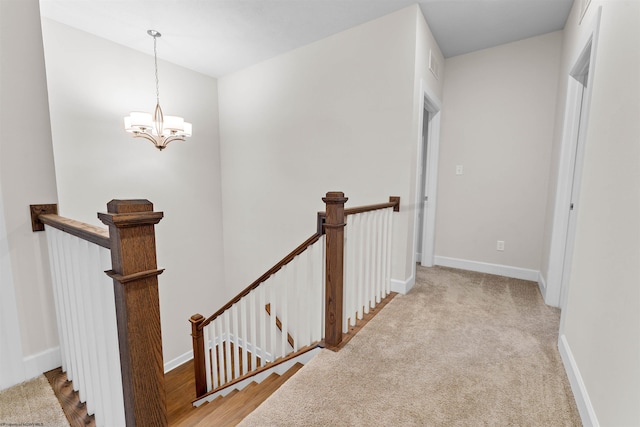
xmin=133 ymin=132 xmax=161 ymax=146
xmin=132 ymin=132 xmax=186 ymax=150
xmin=162 ymin=135 xmax=186 ymax=147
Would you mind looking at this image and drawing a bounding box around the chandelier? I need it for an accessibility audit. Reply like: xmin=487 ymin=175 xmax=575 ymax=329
xmin=124 ymin=30 xmax=192 ymax=151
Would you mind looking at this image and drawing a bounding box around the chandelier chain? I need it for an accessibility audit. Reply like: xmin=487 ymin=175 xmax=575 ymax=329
xmin=153 ymin=34 xmax=160 ymax=104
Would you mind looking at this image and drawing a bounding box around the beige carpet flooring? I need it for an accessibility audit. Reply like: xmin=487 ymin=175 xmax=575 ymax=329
xmin=0 ymin=375 xmax=68 ymax=426
xmin=240 ymin=266 xmax=582 ymax=426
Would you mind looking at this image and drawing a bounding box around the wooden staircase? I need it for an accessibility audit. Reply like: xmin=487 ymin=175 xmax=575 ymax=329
xmin=169 ymin=362 xmax=304 ymax=426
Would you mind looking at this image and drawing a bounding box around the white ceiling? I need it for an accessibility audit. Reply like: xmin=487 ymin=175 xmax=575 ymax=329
xmin=39 ymin=0 xmax=574 ymax=78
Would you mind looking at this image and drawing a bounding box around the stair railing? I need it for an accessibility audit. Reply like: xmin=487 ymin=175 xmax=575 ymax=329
xmin=342 ymin=197 xmax=400 ymax=334
xmin=31 ymin=200 xmax=167 ymax=427
xmin=191 ymin=191 xmax=400 ymax=400
xmin=190 ymin=232 xmax=325 ymax=398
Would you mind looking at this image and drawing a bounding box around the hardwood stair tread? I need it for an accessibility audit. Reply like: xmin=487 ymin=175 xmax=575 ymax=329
xmin=195 ymin=363 xmax=305 ymax=426
xmin=216 ymin=363 xmax=305 ymax=427
xmin=174 ymin=363 xmax=304 ymax=426
xmin=173 ymin=390 xmax=238 ymax=426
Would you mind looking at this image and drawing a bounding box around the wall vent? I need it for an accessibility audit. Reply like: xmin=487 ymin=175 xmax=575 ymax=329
xmin=429 ymin=50 xmax=440 ymax=80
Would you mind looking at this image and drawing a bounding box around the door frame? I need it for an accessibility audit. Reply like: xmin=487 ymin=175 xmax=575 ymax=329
xmin=545 ymin=7 xmax=601 ymax=309
xmin=413 ymin=81 xmax=442 ymax=269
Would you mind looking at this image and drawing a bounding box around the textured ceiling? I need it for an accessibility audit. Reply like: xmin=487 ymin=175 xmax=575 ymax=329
xmin=39 ymin=0 xmax=574 ymax=78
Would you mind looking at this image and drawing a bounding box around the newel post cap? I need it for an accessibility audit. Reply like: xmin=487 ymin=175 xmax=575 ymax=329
xmin=322 ymin=191 xmax=348 ymax=204
xmin=107 ymin=199 xmax=154 ymax=213
xmin=97 ymin=199 xmax=163 ymax=228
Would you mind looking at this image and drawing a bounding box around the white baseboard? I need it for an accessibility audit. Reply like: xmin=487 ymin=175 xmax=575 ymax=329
xmin=164 ymin=350 xmax=193 ymax=373
xmin=558 ymin=335 xmax=599 ymax=427
xmin=434 ymin=256 xmax=539 ymax=282
xmin=22 ymin=346 xmax=61 ymax=380
xmin=391 ymin=275 xmax=415 ymax=294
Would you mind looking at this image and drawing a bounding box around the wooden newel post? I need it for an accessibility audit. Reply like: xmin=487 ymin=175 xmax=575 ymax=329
xmin=323 ymin=191 xmax=348 ymax=349
xmin=98 ymin=200 xmax=167 ymax=427
xmin=190 ymin=314 xmax=207 ymax=397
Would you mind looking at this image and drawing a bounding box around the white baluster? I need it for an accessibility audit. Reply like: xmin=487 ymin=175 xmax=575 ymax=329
xmin=215 ymin=318 xmax=225 ymax=387
xmin=353 ymin=214 xmax=364 ymax=321
xmin=381 ymin=208 xmax=390 ymax=296
xmin=64 ymin=234 xmax=85 ymax=397
xmin=300 ymin=249 xmax=311 ymax=348
xmin=209 ymin=320 xmax=218 ymax=390
xmin=57 ymin=232 xmax=76 ymax=384
xmin=45 ymin=228 xmax=68 ymax=373
xmin=343 ymin=217 xmax=351 ymax=333
xmin=280 ymin=265 xmax=288 ymax=357
xmin=290 ymin=259 xmax=300 ymax=351
xmin=230 ymin=304 xmax=240 ymax=379
xmin=223 ymin=310 xmax=232 ymax=383
xmin=99 ymin=247 xmax=125 ymax=426
xmin=309 ymin=243 xmax=319 ymax=345
xmin=365 ymin=212 xmax=374 ymax=313
xmin=375 ymin=210 xmax=383 ymax=303
xmin=269 ymin=275 xmax=278 ymax=360
xmin=257 ymin=284 xmax=267 ymax=366
xmin=249 ymin=289 xmax=257 ymax=372
xmin=204 ymin=324 xmax=212 ymax=391
xmin=319 ymin=234 xmax=327 ymax=339
xmin=80 ymin=241 xmax=101 ymax=421
xmin=75 ymin=239 xmax=95 ymax=415
xmin=86 ymin=244 xmax=109 ymax=425
xmin=386 ymin=208 xmax=393 ymax=294
xmin=369 ymin=212 xmax=377 ymax=308
xmin=240 ymin=298 xmax=248 ymax=376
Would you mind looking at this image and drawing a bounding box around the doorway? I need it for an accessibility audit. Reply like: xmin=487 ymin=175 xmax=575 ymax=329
xmin=416 ymin=107 xmax=429 ymax=261
xmin=545 ymin=9 xmax=600 ymax=309
xmin=414 ymin=87 xmax=441 ymax=268
xmin=559 ymin=47 xmax=591 ymax=309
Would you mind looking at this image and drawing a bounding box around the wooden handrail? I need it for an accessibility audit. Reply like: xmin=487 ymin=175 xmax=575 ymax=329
xmin=199 ymin=232 xmax=322 ymax=329
xmin=316 ymin=196 xmax=400 ymax=235
xmin=345 ymin=196 xmax=400 ymax=216
xmin=36 ymin=213 xmax=111 ymax=249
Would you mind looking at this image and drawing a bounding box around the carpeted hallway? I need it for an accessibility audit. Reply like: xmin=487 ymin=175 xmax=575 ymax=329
xmin=0 ymin=375 xmax=68 ymax=426
xmin=240 ymin=266 xmax=581 ymax=426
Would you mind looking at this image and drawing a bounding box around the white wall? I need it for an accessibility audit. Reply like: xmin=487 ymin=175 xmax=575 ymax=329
xmin=217 ymin=5 xmax=443 ymax=295
xmin=0 ymin=184 xmax=24 ymax=390
xmin=435 ymin=31 xmax=562 ymax=277
xmin=0 ymin=0 xmax=60 ymax=388
xmin=40 ymin=19 xmax=225 ymax=366
xmin=554 ymin=1 xmax=640 ymax=425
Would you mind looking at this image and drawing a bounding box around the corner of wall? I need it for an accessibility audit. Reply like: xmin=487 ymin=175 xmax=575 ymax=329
xmin=537 ymin=271 xmax=547 ymax=299
xmin=391 ymin=275 xmax=415 ymax=294
xmin=558 ymin=335 xmax=600 ymax=427
xmin=22 ymin=347 xmax=61 ymax=381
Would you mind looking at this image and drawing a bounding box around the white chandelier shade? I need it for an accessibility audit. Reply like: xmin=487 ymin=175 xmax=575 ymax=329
xmin=124 ymin=110 xmax=192 ymax=138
